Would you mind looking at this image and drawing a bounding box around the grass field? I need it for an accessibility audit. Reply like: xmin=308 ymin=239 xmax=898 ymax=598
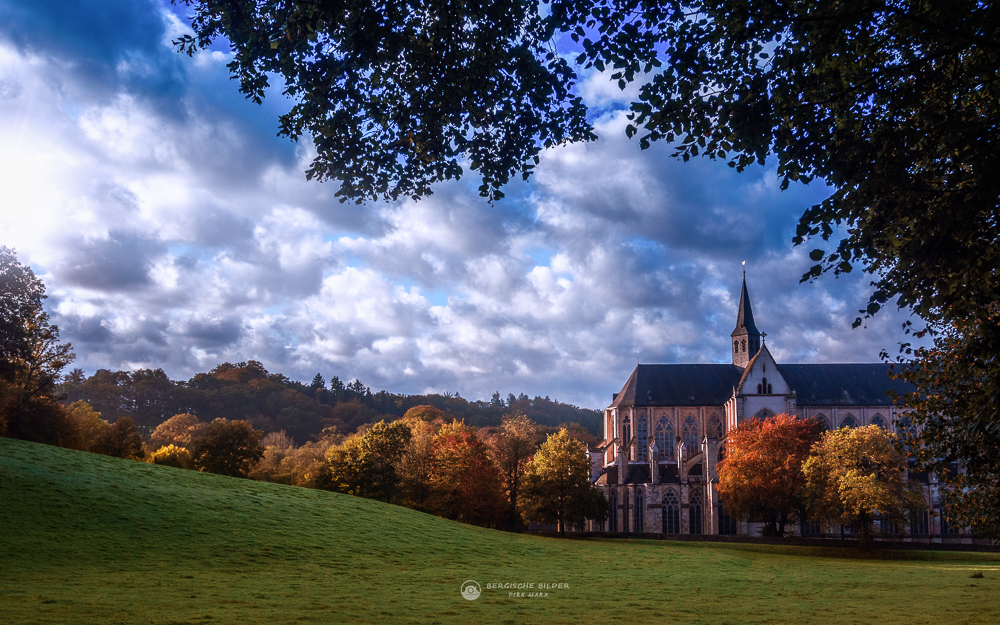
xmin=2 ymin=437 xmax=998 ymax=624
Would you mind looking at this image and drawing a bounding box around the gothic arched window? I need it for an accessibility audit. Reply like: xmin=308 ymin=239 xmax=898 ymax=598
xmin=633 ymin=487 xmax=644 ymax=533
xmin=741 ymin=339 xmax=746 ymax=353
xmin=608 ymin=491 xmax=618 ymax=532
xmin=655 ymin=417 xmax=673 ymax=460
xmin=870 ymin=414 xmax=887 ymax=428
xmin=682 ymin=416 xmax=699 ymax=451
xmin=637 ymin=415 xmax=648 ymax=462
xmin=707 ymin=415 xmax=723 ymax=439
xmin=910 ymin=509 xmax=929 ymax=536
xmin=814 ymin=414 xmax=829 ymax=431
xmin=662 ymin=489 xmax=680 ymax=534
xmin=719 ymin=500 xmax=738 ymax=535
xmin=622 ymin=416 xmax=631 ymax=460
xmin=897 ymin=416 xmax=917 ymax=452
xmin=689 ymin=488 xmax=703 ymax=535
xmin=841 ymin=415 xmax=858 ymax=429
xmin=752 ymin=407 xmax=775 ymax=420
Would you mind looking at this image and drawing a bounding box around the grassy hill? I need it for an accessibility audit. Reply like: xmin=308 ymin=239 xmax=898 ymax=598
xmin=2 ymin=437 xmax=999 ymax=625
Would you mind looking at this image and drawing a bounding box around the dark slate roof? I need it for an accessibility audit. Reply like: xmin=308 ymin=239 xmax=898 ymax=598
xmin=624 ymin=464 xmax=651 ymax=484
xmin=609 ymin=362 xmax=911 ymax=410
xmin=610 ymin=364 xmax=744 ymax=408
xmin=659 ymin=464 xmax=680 ymax=483
xmin=778 ymin=364 xmax=912 ymax=406
xmin=731 ymin=276 xmax=760 ymax=337
xmin=602 ymin=463 xmax=683 ymax=485
xmin=597 ymin=466 xmax=617 ymax=485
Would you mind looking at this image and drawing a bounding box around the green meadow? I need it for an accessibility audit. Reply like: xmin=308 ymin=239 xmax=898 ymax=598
xmin=1 ymin=437 xmax=998 ymax=624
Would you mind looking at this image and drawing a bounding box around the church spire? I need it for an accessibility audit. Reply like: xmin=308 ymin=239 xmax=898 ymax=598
xmin=731 ymin=268 xmax=761 ymax=367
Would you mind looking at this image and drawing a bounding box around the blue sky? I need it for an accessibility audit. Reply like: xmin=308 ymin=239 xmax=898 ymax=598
xmin=0 ymin=0 xmax=916 ymax=409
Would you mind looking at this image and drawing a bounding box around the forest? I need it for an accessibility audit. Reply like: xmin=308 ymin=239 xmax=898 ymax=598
xmin=56 ymin=362 xmax=602 ymax=442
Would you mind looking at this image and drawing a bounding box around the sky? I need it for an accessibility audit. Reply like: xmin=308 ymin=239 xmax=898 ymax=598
xmin=0 ymin=0 xmax=917 ymax=409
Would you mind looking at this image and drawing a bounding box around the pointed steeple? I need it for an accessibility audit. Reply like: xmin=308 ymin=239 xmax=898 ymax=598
xmin=731 ymin=270 xmax=762 ymax=367
xmin=734 ymin=274 xmax=760 ymax=335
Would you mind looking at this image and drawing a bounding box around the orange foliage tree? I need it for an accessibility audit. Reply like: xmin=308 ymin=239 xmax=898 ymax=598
xmin=426 ymin=422 xmax=506 ymax=527
xmin=717 ymin=413 xmax=824 ymax=537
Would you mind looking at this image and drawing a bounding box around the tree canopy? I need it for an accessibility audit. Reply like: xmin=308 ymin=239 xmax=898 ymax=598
xmin=520 ymin=428 xmax=607 ymax=534
xmin=0 ymin=247 xmax=75 ymax=443
xmin=190 ymin=418 xmax=266 ymax=478
xmin=717 ymin=413 xmax=823 ymax=537
xmin=802 ymin=425 xmax=924 ymax=547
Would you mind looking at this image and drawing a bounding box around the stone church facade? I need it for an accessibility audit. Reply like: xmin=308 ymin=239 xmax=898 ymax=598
xmin=593 ymin=277 xmax=962 ymax=540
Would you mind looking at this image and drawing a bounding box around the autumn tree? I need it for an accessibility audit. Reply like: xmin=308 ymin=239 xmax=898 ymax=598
xmin=0 ymin=246 xmax=75 ymax=443
xmin=251 ymin=431 xmax=331 ymax=487
xmin=485 ymin=412 xmax=538 ymax=530
xmin=151 ymin=444 xmax=193 ymax=469
xmin=321 ymin=420 xmax=412 ymax=502
xmin=150 ymin=413 xmax=203 ymax=449
xmin=396 ymin=414 xmax=447 ymax=510
xmin=403 ymin=404 xmax=450 ymax=422
xmin=356 ymin=420 xmax=412 ymax=502
xmin=91 ymin=416 xmax=145 ymax=460
xmin=803 ymin=425 xmax=925 ymax=548
xmin=891 ymin=316 xmax=1000 ymax=539
xmin=520 ymin=428 xmax=607 ymax=535
xmin=426 ymin=421 xmax=506 ymax=527
xmin=717 ymin=414 xmax=823 ymax=537
xmin=189 ymin=418 xmax=265 ymax=478
xmin=64 ymin=400 xmax=109 ymax=452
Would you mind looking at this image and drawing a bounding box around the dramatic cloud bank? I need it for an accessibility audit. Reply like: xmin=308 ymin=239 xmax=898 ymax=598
xmin=0 ymin=1 xmax=915 ymax=409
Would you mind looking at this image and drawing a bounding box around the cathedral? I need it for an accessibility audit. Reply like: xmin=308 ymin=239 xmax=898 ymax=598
xmin=593 ymin=276 xmax=958 ymax=539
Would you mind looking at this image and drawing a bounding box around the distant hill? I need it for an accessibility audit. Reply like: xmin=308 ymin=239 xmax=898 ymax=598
xmin=57 ymin=362 xmax=602 ymax=441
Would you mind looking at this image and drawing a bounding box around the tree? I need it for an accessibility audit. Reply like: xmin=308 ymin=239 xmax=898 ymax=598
xmin=403 ymin=404 xmax=450 ymax=422
xmin=717 ymin=414 xmax=823 ymax=537
xmin=0 ymin=246 xmax=46 ymax=380
xmin=802 ymin=425 xmax=925 ymax=548
xmin=396 ymin=415 xmax=446 ymax=510
xmin=893 ymin=318 xmax=1000 ymax=538
xmin=0 ymin=246 xmax=75 ymax=443
xmin=175 ymin=0 xmax=592 ymax=203
xmin=485 ymin=411 xmax=538 ymax=531
xmin=150 ymin=413 xmax=203 ymax=450
xmin=189 ymin=418 xmax=265 ymax=478
xmin=520 ymin=428 xmax=607 ymax=535
xmin=426 ymin=421 xmax=507 ymax=527
xmin=92 ymin=416 xmax=145 ymax=460
xmin=151 ymin=444 xmax=194 ymax=469
xmin=320 ymin=435 xmax=369 ymax=496
xmin=309 ymin=373 xmax=326 ymax=391
xmin=65 ymin=400 xmax=110 ymax=452
xmin=320 ymin=420 xmax=412 ymax=502
xmin=356 ymin=420 xmax=413 ymax=502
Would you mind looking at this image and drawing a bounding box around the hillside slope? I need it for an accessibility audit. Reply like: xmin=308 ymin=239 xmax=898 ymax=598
xmin=1 ymin=437 xmax=998 ymax=624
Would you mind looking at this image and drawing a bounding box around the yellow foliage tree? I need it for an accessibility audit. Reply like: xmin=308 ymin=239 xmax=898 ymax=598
xmin=520 ymin=428 xmax=607 ymax=535
xmin=150 ymin=444 xmax=193 ymax=469
xmin=65 ymin=400 xmax=110 ymax=452
xmin=803 ymin=425 xmax=925 ymax=547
